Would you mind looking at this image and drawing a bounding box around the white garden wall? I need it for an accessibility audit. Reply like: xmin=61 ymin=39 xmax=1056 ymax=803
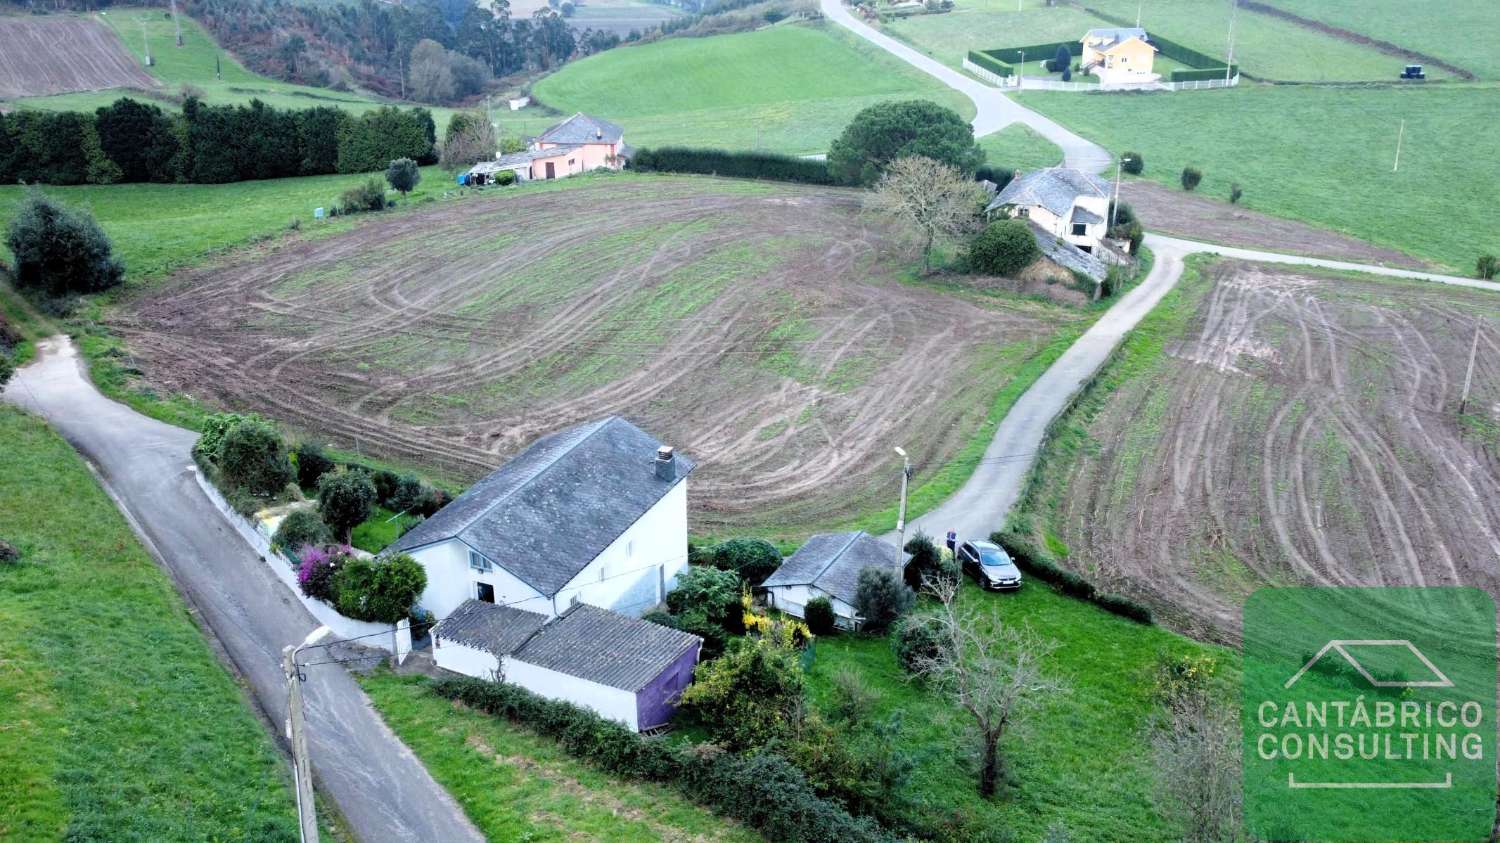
xmin=432 ymin=635 xmax=501 ymax=679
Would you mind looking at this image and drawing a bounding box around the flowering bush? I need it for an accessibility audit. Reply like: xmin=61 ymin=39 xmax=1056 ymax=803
xmin=296 ymin=544 xmax=349 ymax=601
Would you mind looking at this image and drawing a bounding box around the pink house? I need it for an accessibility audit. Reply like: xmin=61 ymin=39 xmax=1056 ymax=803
xmin=466 ymin=113 xmax=629 ymax=185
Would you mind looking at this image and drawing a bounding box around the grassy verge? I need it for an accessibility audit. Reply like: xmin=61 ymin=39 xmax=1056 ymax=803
xmin=1016 ymin=83 xmax=1499 ymax=272
xmin=977 ymin=123 xmax=1063 ymax=172
xmin=359 ymin=671 xmax=760 ymax=842
xmin=351 ymin=506 xmax=422 ymax=554
xmin=805 ymin=577 xmax=1234 ymax=841
xmin=0 ymin=404 xmax=299 ymax=841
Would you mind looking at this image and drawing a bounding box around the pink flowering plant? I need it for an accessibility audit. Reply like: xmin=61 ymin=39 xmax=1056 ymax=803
xmin=296 ymin=544 xmax=351 ymax=602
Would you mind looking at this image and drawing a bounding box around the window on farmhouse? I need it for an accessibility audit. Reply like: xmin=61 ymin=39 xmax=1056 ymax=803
xmin=469 ymin=550 xmax=492 ymax=572
xmin=1072 ymin=222 xmax=1088 ymax=235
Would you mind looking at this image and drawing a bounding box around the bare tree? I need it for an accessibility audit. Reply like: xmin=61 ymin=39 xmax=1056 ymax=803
xmin=872 ymin=156 xmax=984 ymax=274
xmin=908 ymin=575 xmax=1063 ymax=796
xmin=1148 ymin=684 xmax=1244 ymax=843
xmin=440 ymin=111 xmax=499 ymax=173
xmin=409 ymin=39 xmax=455 ymax=104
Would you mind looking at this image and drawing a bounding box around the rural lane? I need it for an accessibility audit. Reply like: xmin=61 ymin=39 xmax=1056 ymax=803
xmin=818 ymin=0 xmax=1112 ymax=173
xmin=1146 ymin=234 xmax=1500 ymax=292
xmin=3 ymin=338 xmax=484 ymax=843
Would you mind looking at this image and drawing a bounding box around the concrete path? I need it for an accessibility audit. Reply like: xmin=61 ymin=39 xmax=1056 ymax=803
xmin=3 ymin=338 xmax=483 ymax=843
xmin=819 ymin=0 xmax=1111 ymax=173
xmin=1146 ymin=234 xmax=1500 ymax=292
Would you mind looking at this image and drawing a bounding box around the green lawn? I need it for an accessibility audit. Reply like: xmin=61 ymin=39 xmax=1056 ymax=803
xmin=805 ymin=580 xmax=1234 ymax=841
xmin=0 ymin=165 xmax=451 ymax=282
xmin=351 ymin=506 xmax=421 ymax=554
xmin=882 ymin=0 xmax=1406 ymax=81
xmin=0 ymin=405 xmax=299 ymax=841
xmin=360 ymin=671 xmax=760 ymax=842
xmin=978 ymin=123 xmax=1062 ymax=171
xmin=1271 ymin=0 xmax=1495 ymax=79
xmin=532 ymin=22 xmax=976 ymax=154
xmin=13 ymin=8 xmax=459 ymax=127
xmin=1017 ymin=83 xmax=1500 ymax=271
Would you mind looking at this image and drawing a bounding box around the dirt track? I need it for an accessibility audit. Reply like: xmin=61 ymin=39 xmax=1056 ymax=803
xmin=0 ymin=16 xmax=157 ymax=98
xmin=1045 ymin=260 xmax=1500 ymax=641
xmin=1120 ymin=181 xmax=1428 ymax=269
xmin=115 ymin=176 xmax=1073 ymax=534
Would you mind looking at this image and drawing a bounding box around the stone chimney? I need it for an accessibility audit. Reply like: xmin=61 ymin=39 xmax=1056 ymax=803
xmin=655 ymin=445 xmax=676 ymax=481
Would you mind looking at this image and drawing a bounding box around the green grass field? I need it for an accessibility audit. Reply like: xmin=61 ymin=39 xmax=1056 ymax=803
xmin=0 ymin=165 xmax=452 ymax=281
xmin=882 ymin=0 xmax=1412 ymax=81
xmin=806 ymin=581 xmax=1233 ymax=841
xmin=1270 ymin=0 xmax=1494 ymax=79
xmin=1017 ymin=83 xmax=1499 ymax=271
xmin=0 ymin=404 xmax=299 ymax=841
xmin=14 ymin=8 xmax=459 ymax=127
xmin=360 ymin=671 xmax=760 ymax=842
xmin=532 ymin=21 xmax=975 ymax=154
xmin=977 ymin=123 xmax=1062 ymax=171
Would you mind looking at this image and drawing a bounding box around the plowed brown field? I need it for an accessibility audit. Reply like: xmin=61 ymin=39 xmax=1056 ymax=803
xmin=114 ymin=176 xmax=1081 ymax=534
xmin=1027 ymin=259 xmax=1500 ymax=641
xmin=0 ymin=16 xmax=157 ymax=98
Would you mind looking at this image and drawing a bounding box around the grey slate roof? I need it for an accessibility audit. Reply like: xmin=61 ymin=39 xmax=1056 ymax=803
xmin=389 ymin=416 xmax=695 ymax=597
xmin=760 ymin=531 xmax=908 ymax=606
xmin=1083 ymin=26 xmax=1149 ymax=48
xmin=987 ymin=167 xmax=1111 ymax=217
xmin=1071 ymin=205 xmax=1104 ymax=226
xmin=537 ymin=113 xmax=624 ymax=145
xmin=1028 ymin=221 xmax=1108 ymax=283
xmin=512 ymin=603 xmax=701 ymax=691
xmin=432 ymin=599 xmax=548 ymax=656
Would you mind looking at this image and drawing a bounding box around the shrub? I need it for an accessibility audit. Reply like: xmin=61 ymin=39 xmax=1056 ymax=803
xmin=193 ymin=412 xmax=255 ymax=465
xmin=294 ymin=442 xmax=335 ymax=489
xmin=218 ymin=419 xmax=294 ymax=497
xmin=0 ymin=353 xmax=13 ymax=390
xmin=0 ymin=539 xmax=19 ymax=564
xmin=371 ymin=469 xmax=400 ymax=505
xmin=631 ymin=147 xmax=834 ymax=185
xmin=680 ymin=635 xmax=806 ymax=750
xmin=385 ymin=157 xmax=421 ymax=196
xmin=967 ymin=218 xmax=1039 ymax=276
xmin=1061 ymin=65 xmax=1072 ymax=81
xmin=667 ymin=565 xmax=744 ymax=635
xmin=494 ymin=170 xmax=516 ymax=186
xmin=710 ymin=538 xmax=782 ymax=585
xmin=973 ymin=164 xmax=1015 ymax=190
xmin=892 ymin=613 xmax=946 ymax=675
xmin=1180 ymin=166 xmax=1202 ymax=191
xmin=1477 ymin=254 xmax=1498 ymax=280
xmin=828 ymin=666 xmax=877 ymax=726
xmin=296 ymin=544 xmax=345 ymax=601
xmin=1047 ymin=44 xmax=1071 ymax=72
xmin=339 ymin=178 xmax=387 ymax=213
xmin=902 ymin=532 xmax=941 ymax=589
xmin=1121 ymin=151 xmax=1143 ymax=175
xmin=671 ymin=609 xmax=730 ymax=660
xmin=828 ymin=100 xmax=982 ymax=186
xmin=364 ymin=552 xmax=427 ymax=621
xmin=273 ymin=508 xmax=333 ymax=551
xmin=854 ymin=567 xmax=912 ymax=633
xmin=1229 ymin=182 xmax=1243 ymax=204
xmin=318 ymin=471 xmax=377 ymax=539
xmin=6 ymin=191 xmax=125 ymax=297
xmin=388 ymin=473 xmax=427 ymax=514
xmin=804 ymin=596 xmax=837 ymax=635
xmin=1093 ymin=592 xmax=1154 ymax=624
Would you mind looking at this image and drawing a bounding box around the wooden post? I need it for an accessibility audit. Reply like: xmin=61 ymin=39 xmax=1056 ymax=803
xmin=283 ymin=646 xmax=320 ymax=843
xmin=1459 ymin=321 xmax=1480 ymax=415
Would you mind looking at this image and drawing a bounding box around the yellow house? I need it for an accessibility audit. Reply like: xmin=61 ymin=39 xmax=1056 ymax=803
xmin=1080 ymin=27 xmax=1158 ymax=84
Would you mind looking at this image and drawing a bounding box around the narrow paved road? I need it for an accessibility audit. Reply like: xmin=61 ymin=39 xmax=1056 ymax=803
xmin=1146 ymin=234 xmax=1500 ymax=292
xmin=3 ymin=338 xmax=483 ymax=843
xmin=819 ymin=0 xmax=1111 ymax=172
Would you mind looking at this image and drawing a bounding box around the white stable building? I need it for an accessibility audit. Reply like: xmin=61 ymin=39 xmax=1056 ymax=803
xmin=760 ymin=531 xmax=908 ymax=630
xmin=389 ymin=416 xmax=694 ymax=621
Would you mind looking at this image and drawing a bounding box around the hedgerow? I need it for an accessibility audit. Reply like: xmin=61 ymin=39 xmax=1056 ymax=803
xmin=631 ymin=147 xmax=836 ymax=185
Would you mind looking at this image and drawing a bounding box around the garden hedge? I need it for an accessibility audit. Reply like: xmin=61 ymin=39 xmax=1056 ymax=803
xmin=965 ymin=50 xmax=1014 ymax=77
xmin=979 ymin=41 xmax=1080 ymax=65
xmin=429 ymin=676 xmax=894 ymax=842
xmin=631 ymin=147 xmax=835 ymax=185
xmin=991 ymin=531 xmax=1154 ymax=624
xmin=1170 ymin=66 xmax=1240 ymax=82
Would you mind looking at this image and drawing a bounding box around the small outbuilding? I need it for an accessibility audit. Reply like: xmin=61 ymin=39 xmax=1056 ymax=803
xmin=760 ymin=531 xmax=908 ymax=629
xmin=433 ymin=599 xmax=702 ymax=731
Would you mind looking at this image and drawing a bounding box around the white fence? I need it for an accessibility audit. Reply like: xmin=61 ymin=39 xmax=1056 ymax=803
xmin=192 ymin=468 xmax=401 ymax=652
xmin=962 ymin=58 xmax=1240 ymax=93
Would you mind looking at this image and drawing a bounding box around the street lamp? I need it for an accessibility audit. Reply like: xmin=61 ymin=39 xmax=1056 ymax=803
xmin=284 ymin=625 xmax=331 ymax=843
xmin=894 ymin=447 xmax=911 ymax=565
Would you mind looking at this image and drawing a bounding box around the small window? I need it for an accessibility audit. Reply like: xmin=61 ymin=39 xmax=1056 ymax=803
xmin=476 ymin=582 xmax=495 ymax=603
xmin=1072 ymin=222 xmax=1088 ymax=236
xmin=1017 ymin=207 xmax=1030 ymax=218
xmin=469 ymin=550 xmax=492 ymax=572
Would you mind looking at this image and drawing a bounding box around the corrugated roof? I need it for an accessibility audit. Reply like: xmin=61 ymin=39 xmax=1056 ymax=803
xmin=1028 ymin=221 xmax=1108 ymax=283
xmin=987 ymin=167 xmax=1112 ymax=217
xmin=760 ymin=531 xmax=907 ymax=606
xmin=537 ymin=113 xmax=624 ymax=145
xmin=390 ymin=416 xmax=695 ymax=597
xmin=432 ymin=599 xmax=548 ymax=656
xmin=513 ymin=603 xmax=701 ymax=691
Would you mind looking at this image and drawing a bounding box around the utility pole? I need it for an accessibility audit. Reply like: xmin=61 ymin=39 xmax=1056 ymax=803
xmin=893 ymin=446 xmax=911 ymax=565
xmin=284 ymin=626 xmax=331 ymax=843
xmin=1135 ymin=0 xmax=1142 ymax=27
xmin=1224 ymin=0 xmax=1237 ymax=83
xmin=1459 ymin=321 xmax=1481 ymax=415
xmin=170 ymin=0 xmax=182 ymax=46
xmin=140 ymin=19 xmax=152 ymax=66
xmin=1018 ymin=50 xmax=1025 ymax=89
xmin=1110 ymin=154 xmax=1122 ymax=230
xmin=1392 ymin=119 xmax=1406 ymax=172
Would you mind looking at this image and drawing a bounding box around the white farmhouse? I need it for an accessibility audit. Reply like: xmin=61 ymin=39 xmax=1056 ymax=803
xmin=432 ymin=600 xmax=702 ymax=731
xmin=760 ymin=531 xmax=908 ymax=630
xmin=389 ymin=416 xmax=693 ymax=621
xmin=985 ymin=166 xmax=1113 ymax=254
